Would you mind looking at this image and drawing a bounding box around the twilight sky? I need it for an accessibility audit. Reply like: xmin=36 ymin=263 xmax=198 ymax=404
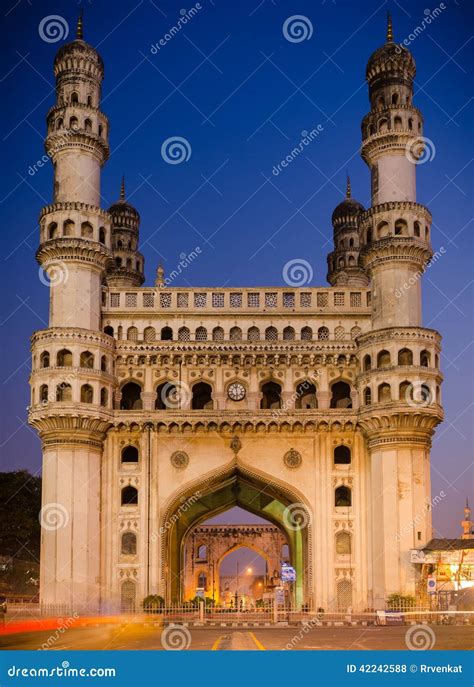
xmin=1 ymin=0 xmax=472 ymax=537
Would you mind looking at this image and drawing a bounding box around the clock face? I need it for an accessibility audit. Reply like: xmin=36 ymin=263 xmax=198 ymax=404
xmin=228 ymin=382 xmax=246 ymax=401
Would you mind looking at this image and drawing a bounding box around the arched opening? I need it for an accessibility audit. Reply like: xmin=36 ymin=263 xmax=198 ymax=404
xmin=414 ymin=221 xmax=421 ymax=237
xmin=334 ymin=445 xmax=351 ymax=465
xmin=336 ymin=579 xmax=352 ymax=611
xmin=212 ymin=326 xmax=224 ymax=341
xmin=366 ymin=228 xmax=373 ymax=244
xmin=318 ymin=326 xmax=329 ymax=340
xmin=260 ymin=381 xmax=281 ymax=409
xmin=265 ymin=326 xmax=278 ymax=341
xmin=70 ymin=91 xmax=79 ymax=104
xmin=295 ymin=381 xmax=317 ymax=409
xmin=336 ymin=531 xmax=351 ymax=555
xmin=104 ymin=326 xmax=114 ymax=337
xmin=122 ymin=445 xmax=139 ymax=463
xmin=143 ymin=326 xmax=156 ymax=342
xmin=398 ymin=348 xmax=413 ymax=365
xmin=120 ymin=382 xmax=142 ymax=410
xmin=127 ymin=326 xmax=138 ymax=341
xmin=155 ymin=382 xmax=179 ymax=410
xmin=121 ymin=486 xmax=138 ymax=506
xmin=99 ymin=227 xmax=106 ymax=243
xmin=192 ymin=382 xmax=213 ymax=410
xmin=40 ymin=351 xmax=50 ymax=368
xmin=248 ymin=326 xmax=260 ymax=341
xmin=121 ymin=532 xmax=137 ymax=556
xmin=378 ymin=117 xmax=388 ymax=133
xmin=363 ymin=354 xmax=371 ymax=371
xmin=101 ymin=355 xmax=107 ymax=372
xmin=178 ymin=326 xmax=190 ymax=341
xmin=196 ymin=545 xmax=207 ymax=561
xmin=420 ymin=350 xmax=431 ymax=367
xmin=395 ymin=218 xmax=408 ymax=236
xmin=161 ymin=326 xmax=173 ymax=341
xmin=394 ymin=115 xmax=402 ymax=130
xmin=399 ymin=380 xmax=411 ymax=401
xmin=80 ymin=351 xmax=94 ymax=368
xmin=378 ymin=382 xmax=392 ymax=403
xmin=335 ymin=486 xmax=352 ymax=507
xmin=100 ymin=387 xmax=108 ymax=407
xmin=81 ymin=221 xmax=93 ymax=238
xmin=63 ymin=219 xmax=74 ymax=236
xmin=377 ymin=350 xmax=391 ymax=368
xmin=40 ymin=384 xmax=49 ymax=403
xmin=57 ymin=349 xmax=72 ymax=367
xmin=377 ymin=220 xmax=390 ymax=238
xmin=301 ymin=326 xmax=312 ymax=341
xmin=230 ymin=326 xmax=242 ymax=341
xmin=80 ymin=384 xmax=93 ymax=403
xmin=283 ymin=326 xmax=295 ymax=341
xmin=195 ymin=326 xmax=208 ymax=341
xmin=56 ymin=383 xmax=72 ymax=402
xmin=48 ymin=222 xmax=58 ymax=239
xmin=363 ymin=387 xmax=372 ymax=405
xmin=121 ymin=580 xmax=136 ymax=613
xmin=84 ymin=118 xmax=92 ymax=132
xmin=87 ymin=95 xmax=93 ymax=106
xmin=330 ymin=381 xmax=352 ymax=409
xmin=391 ymin=92 xmax=399 ymax=106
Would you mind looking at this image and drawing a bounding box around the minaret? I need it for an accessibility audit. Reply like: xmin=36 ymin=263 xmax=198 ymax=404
xmin=327 ymin=176 xmax=369 ymax=287
xmin=29 ymin=15 xmax=113 ymax=612
xmin=106 ymin=177 xmax=145 ymax=287
xmin=356 ymin=14 xmax=443 ymax=609
xmin=461 ymin=499 xmax=473 ymax=540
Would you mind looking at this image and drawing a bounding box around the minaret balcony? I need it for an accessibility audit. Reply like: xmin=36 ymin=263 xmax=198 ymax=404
xmin=45 ymin=128 xmax=109 ymax=164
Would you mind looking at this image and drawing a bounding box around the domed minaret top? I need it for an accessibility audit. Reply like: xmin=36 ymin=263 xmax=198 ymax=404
xmin=106 ymin=177 xmax=145 ymax=288
xmin=365 ymin=12 xmax=416 ymax=86
xmin=327 ymin=176 xmax=368 ymax=287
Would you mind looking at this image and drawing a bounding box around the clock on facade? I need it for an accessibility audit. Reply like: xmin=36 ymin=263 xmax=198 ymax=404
xmin=227 ymin=382 xmax=246 ymax=401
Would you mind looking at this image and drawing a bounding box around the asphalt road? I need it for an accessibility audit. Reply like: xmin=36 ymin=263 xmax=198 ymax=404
xmin=0 ymin=624 xmax=473 ymax=651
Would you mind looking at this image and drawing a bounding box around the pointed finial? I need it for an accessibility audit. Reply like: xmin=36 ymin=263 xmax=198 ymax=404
xmin=120 ymin=175 xmax=126 ymax=201
xmin=76 ymin=10 xmax=84 ymax=40
xmin=386 ymin=11 xmax=393 ymax=42
xmin=346 ymin=175 xmax=351 ymax=199
xmin=155 ymin=264 xmax=165 ymax=287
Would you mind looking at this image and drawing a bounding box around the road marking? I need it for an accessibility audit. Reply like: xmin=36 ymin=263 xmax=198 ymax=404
xmin=249 ymin=631 xmax=265 ymax=650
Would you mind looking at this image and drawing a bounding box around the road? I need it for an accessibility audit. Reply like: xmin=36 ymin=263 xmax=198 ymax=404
xmin=0 ymin=624 xmax=472 ymax=651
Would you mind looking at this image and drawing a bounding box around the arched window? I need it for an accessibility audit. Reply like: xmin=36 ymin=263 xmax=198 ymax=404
xmin=195 ymin=326 xmax=208 ymax=341
xmin=99 ymin=227 xmax=106 ymax=243
xmin=408 ymin=117 xmax=413 ymax=130
xmin=394 ymin=116 xmax=402 ymax=131
xmin=260 ymin=381 xmax=281 ymax=409
xmin=420 ymin=350 xmax=431 ymax=367
xmin=377 ymin=220 xmax=390 ymax=238
xmin=335 ymin=326 xmax=345 ymax=341
xmin=212 ymin=326 xmax=224 ymax=341
xmin=56 ymin=118 xmax=63 ymax=130
xmin=197 ymin=545 xmax=207 ymax=560
xmin=265 ymin=326 xmax=278 ymax=341
xmin=144 ymin=326 xmax=156 ymax=342
xmin=363 ymin=354 xmax=371 ymax=371
xmin=121 ymin=580 xmax=136 ymax=613
xmin=161 ymin=326 xmax=173 ymax=341
xmin=100 ymin=387 xmax=108 ymax=407
xmin=70 ymin=91 xmax=78 ymax=104
xmin=301 ymin=326 xmax=313 ymax=341
xmin=63 ymin=219 xmax=75 ymax=236
xmin=230 ymin=326 xmax=242 ymax=341
xmin=399 ymin=380 xmax=412 ymax=402
xmin=378 ymin=117 xmax=388 ymax=133
xmin=121 ymin=532 xmax=137 ymax=555
xmin=378 ymin=383 xmax=391 ymax=402
xmin=155 ymin=382 xmax=178 ymax=410
xmin=117 ymin=326 xmax=123 ymax=340
xmin=57 ymin=349 xmax=72 ymax=367
xmin=414 ymin=221 xmax=421 ymax=237
xmin=69 ymin=116 xmax=78 ymax=129
xmin=376 ymin=96 xmax=384 ymax=108
xmin=295 ymin=381 xmax=317 ymax=409
xmin=178 ymin=326 xmax=190 ymax=341
xmin=248 ymin=326 xmax=260 ymax=341
xmin=283 ymin=326 xmax=295 ymax=341
xmin=192 ymin=382 xmax=213 ymax=410
xmin=330 ymin=381 xmax=352 ymax=409
xmin=122 ymin=445 xmax=139 ymax=463
xmin=40 ymin=384 xmax=49 ymax=403
xmin=87 ymin=95 xmax=93 ymax=106
xmin=395 ymin=218 xmax=408 ymax=236
xmin=335 ymin=486 xmax=351 ymax=507
xmin=391 ymin=92 xmax=399 ymax=106
xmin=56 ymin=383 xmax=72 ymax=402
xmin=318 ymin=326 xmax=329 ymax=340
xmin=364 ymin=387 xmax=372 ymax=405
xmin=337 ymin=579 xmax=352 ymax=611
xmin=197 ymin=572 xmax=207 ymax=589
xmin=398 ymin=348 xmax=413 ymax=365
xmin=81 ymin=221 xmax=93 ymax=238
xmin=121 ymin=486 xmax=138 ymax=506
xmin=336 ymin=531 xmax=351 ymax=554
xmin=104 ymin=325 xmax=114 ymax=337
xmin=100 ymin=355 xmax=107 ymax=372
xmin=377 ymin=350 xmax=391 ymax=368
xmin=120 ymin=382 xmax=142 ymax=410
xmin=84 ymin=118 xmax=92 ymax=132
xmin=115 ymin=257 xmax=122 ymax=267
xmin=48 ymin=222 xmax=58 ymax=239
xmin=127 ymin=326 xmax=138 ymax=341
xmin=80 ymin=351 xmax=94 ymax=368
xmin=281 ymin=544 xmax=290 ymax=562
xmin=334 ymin=445 xmax=351 ymax=465
xmin=435 ymin=353 xmax=439 ymax=367
xmin=40 ymin=351 xmax=50 ymax=368
xmin=80 ymin=384 xmax=93 ymax=403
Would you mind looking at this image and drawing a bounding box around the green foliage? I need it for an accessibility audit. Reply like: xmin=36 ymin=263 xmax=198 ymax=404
xmin=0 ymin=471 xmax=41 ymax=561
xmin=142 ymin=594 xmax=165 ymax=612
xmin=386 ymin=593 xmax=416 ymax=610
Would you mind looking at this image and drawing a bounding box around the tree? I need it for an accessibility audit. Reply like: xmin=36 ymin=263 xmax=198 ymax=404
xmin=0 ymin=471 xmax=41 ymax=561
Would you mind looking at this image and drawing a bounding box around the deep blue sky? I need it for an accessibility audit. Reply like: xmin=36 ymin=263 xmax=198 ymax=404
xmin=1 ymin=0 xmax=472 ymax=537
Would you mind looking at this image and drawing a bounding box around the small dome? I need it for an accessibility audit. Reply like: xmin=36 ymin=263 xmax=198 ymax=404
xmin=108 ymin=177 xmax=140 ymax=220
xmin=331 ymin=177 xmax=364 ymax=225
xmin=366 ymin=13 xmax=415 ymax=81
xmin=54 ymin=14 xmax=103 ymax=71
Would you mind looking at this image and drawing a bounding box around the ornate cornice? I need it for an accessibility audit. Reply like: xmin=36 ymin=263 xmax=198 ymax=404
xmin=31 ymin=327 xmax=115 ymax=350
xmin=36 ymin=238 xmax=112 ymax=270
xmin=360 ymin=201 xmax=431 ymax=224
xmin=360 ymin=236 xmax=432 ymax=271
xmin=356 ymin=326 xmax=441 ymax=348
xmin=39 ymin=202 xmax=111 ymax=222
xmin=45 ymin=130 xmax=109 ymax=164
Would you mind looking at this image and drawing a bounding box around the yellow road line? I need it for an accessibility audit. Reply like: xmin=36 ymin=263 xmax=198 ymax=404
xmin=211 ymin=635 xmax=223 ymax=650
xmin=249 ymin=631 xmax=265 ymax=651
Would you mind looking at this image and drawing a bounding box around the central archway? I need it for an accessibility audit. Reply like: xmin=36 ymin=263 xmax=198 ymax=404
xmin=160 ymin=463 xmax=312 ymax=608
